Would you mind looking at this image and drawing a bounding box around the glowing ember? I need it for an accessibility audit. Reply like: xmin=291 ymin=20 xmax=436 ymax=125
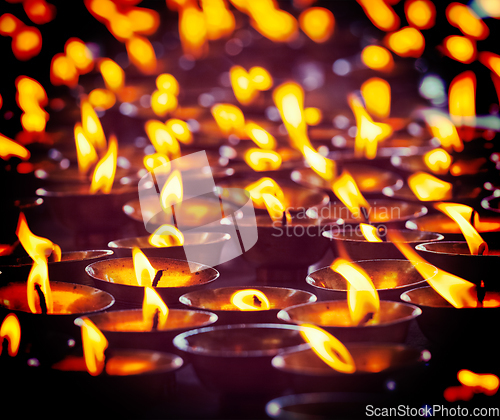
xmin=132 ymin=247 xmax=157 ymax=287
xmin=74 ymin=122 xmax=98 ymax=174
xmin=0 ymin=133 xmax=30 ymax=160
xmin=356 ymin=0 xmax=399 ymax=32
xmin=332 ymin=170 xmax=370 ymax=221
xmin=360 ymin=223 xmax=382 ymax=242
xmin=446 ymin=3 xmax=489 ymax=40
xmin=360 ymin=78 xmax=391 ymax=120
xmin=361 ymin=45 xmax=394 ymax=71
xmin=143 ymin=286 xmax=169 ymax=330
xmin=423 ymin=148 xmax=452 ymax=174
xmin=408 ymin=172 xmax=452 ymax=201
xmin=89 ymin=135 xmax=118 ymax=194
xmin=244 ymin=148 xmax=282 ymax=171
xmin=405 ymin=0 xmax=436 ymax=29
xmin=245 ymin=122 xmax=277 ymax=150
xmin=449 ymin=71 xmax=476 ymax=127
xmin=299 ymin=7 xmax=335 ymax=43
xmin=230 ymin=289 xmax=271 ymax=311
xmin=211 ymin=103 xmax=246 ymax=137
xmin=149 ymin=224 xmax=185 ymax=247
xmin=0 ymin=313 xmax=21 ymax=357
xmin=77 ymin=317 xmax=108 ymax=376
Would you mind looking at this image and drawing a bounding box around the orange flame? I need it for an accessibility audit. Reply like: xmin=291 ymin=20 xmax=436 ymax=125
xmin=0 ymin=133 xmax=30 ymax=160
xmin=356 ymin=0 xmax=399 ymax=32
xmin=16 ymin=76 xmax=48 ymax=133
xmin=77 ymin=317 xmax=108 ymax=376
xmin=88 ymin=88 xmax=116 ymax=110
xmin=230 ymin=65 xmax=273 ymax=106
xmin=202 ymin=0 xmax=236 ymax=41
xmin=408 ymin=172 xmax=453 ymax=201
xmin=74 ymin=122 xmax=98 ymax=174
xmin=244 ymin=148 xmax=282 ymax=171
xmin=143 ymin=153 xmax=171 ymax=173
xmin=65 ymin=38 xmax=93 ymax=74
xmin=156 ymin=73 xmax=180 ymax=95
xmin=211 ymin=103 xmax=246 ymax=137
xmin=151 ymin=91 xmax=178 ymax=118
xmin=478 ymin=51 xmax=500 ymax=78
xmin=13 ymin=26 xmax=42 ymax=61
xmin=81 ymin=98 xmax=106 ymax=150
xmin=423 ymin=148 xmax=452 ymax=174
xmin=148 ymin=224 xmax=185 ymax=247
xmin=50 ymin=53 xmax=79 ymax=87
xmin=178 ymin=2 xmax=208 ymax=59
xmin=385 ymin=26 xmax=425 ymax=58
xmin=125 ymin=35 xmax=157 ymax=74
xmin=446 ymin=3 xmax=489 ymax=40
xmin=165 ymin=119 xmax=193 ymax=145
xmin=405 ymin=0 xmax=436 ymax=29
xmin=449 ymin=71 xmax=476 ymax=127
xmin=245 ymin=122 xmax=277 ymax=150
xmin=16 ymin=212 xmax=61 ymax=263
xmin=300 ymin=324 xmax=356 ymax=373
xmin=360 ymin=78 xmax=391 ymax=120
xmin=145 ymin=120 xmax=181 ymax=159
xmin=458 ymin=370 xmax=499 ymax=395
xmin=89 ymin=135 xmax=117 ymax=194
xmin=422 ymin=110 xmax=463 ymax=152
xmin=332 ymin=170 xmax=370 ymax=221
xmin=160 ymin=169 xmax=183 ymax=213
xmin=132 ymin=247 xmax=157 ymax=287
xmin=143 ymin=286 xmax=169 ymax=330
xmin=245 ymin=177 xmax=285 ymax=207
xmin=360 ymin=223 xmax=382 ymax=242
xmin=24 ymin=0 xmax=56 ymax=25
xmin=442 ymin=36 xmax=476 ymax=64
xmin=0 ymin=13 xmax=22 ymax=37
xmin=262 ymin=193 xmax=291 ymax=223
xmin=99 ymin=58 xmax=125 ymax=92
xmin=302 ymin=145 xmax=336 ymax=181
xmin=273 ymin=82 xmax=308 ymax=147
xmin=361 ymin=45 xmax=394 ymax=72
xmin=0 ymin=313 xmax=21 ymax=357
xmin=434 ymin=203 xmax=488 ymax=255
xmin=330 ymin=258 xmax=380 ymax=325
xmin=299 ymin=7 xmax=335 ymax=43
xmin=230 ymin=289 xmax=271 ymax=311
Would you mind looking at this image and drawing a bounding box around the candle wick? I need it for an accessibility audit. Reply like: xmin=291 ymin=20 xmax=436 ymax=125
xmin=152 ymin=269 xmax=164 ymax=288
xmin=360 ymin=207 xmax=370 ymax=223
xmin=218 ymin=194 xmax=226 ymax=219
xmin=281 ymin=211 xmax=287 ymax=227
xmin=171 ymin=205 xmax=178 ymax=229
xmin=1 ymin=337 xmax=8 ymax=356
xmin=152 ymin=309 xmax=160 ymax=331
xmin=357 ymin=311 xmax=374 ymax=326
xmin=34 ymin=284 xmax=47 ymax=315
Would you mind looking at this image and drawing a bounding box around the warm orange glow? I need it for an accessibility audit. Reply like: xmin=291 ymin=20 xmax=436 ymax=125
xmin=230 ymin=65 xmax=273 ymax=106
xmin=442 ymin=36 xmax=476 ymax=64
xmin=148 ymin=224 xmax=185 ymax=247
xmin=230 ymin=289 xmax=271 ymax=311
xmin=434 ymin=203 xmax=488 ymax=255
xmin=273 ymin=82 xmax=306 ymax=135
xmin=330 ymin=258 xmax=380 ymax=325
xmin=88 ymin=88 xmax=116 ymax=110
xmin=65 ymin=38 xmax=93 ymax=74
xmin=132 ymin=247 xmax=156 ymax=287
xmin=0 ymin=133 xmax=30 ymax=160
xmin=244 ymin=148 xmax=282 ymax=171
xmin=16 ymin=76 xmax=48 ymax=133
xmin=299 ymin=7 xmax=335 ymax=43
xmin=16 ymin=212 xmax=61 ymax=263
xmin=246 ymin=177 xmax=285 ymax=207
xmin=89 ymin=135 xmax=117 ymax=194
xmin=360 ymin=223 xmax=382 ymax=242
xmin=302 ymin=145 xmax=336 ymax=181
xmin=78 ymin=317 xmax=108 ymax=376
xmin=24 ymin=0 xmax=56 ymax=25
xmin=262 ymin=193 xmax=291 ymax=222
xmin=304 ymin=107 xmax=322 ymax=126
xmin=74 ymin=122 xmax=98 ymax=174
xmin=389 ymin=231 xmax=478 ymax=308
xmin=156 ymin=73 xmax=180 ymax=95
xmin=408 ymin=172 xmax=452 ymax=201
xmin=245 ymin=122 xmax=276 ymax=150
xmin=125 ymin=7 xmax=160 ymax=35
xmin=160 ymin=170 xmax=183 ymax=212
xmin=151 ymin=91 xmax=178 ymax=117
xmin=361 ymin=45 xmax=394 ymax=71
xmin=211 ymin=103 xmax=246 ymax=137
xmin=249 ymin=66 xmax=273 ymax=90
xmin=165 ymin=119 xmax=193 ymax=145
xmin=125 ymin=35 xmax=157 ymax=74
xmin=385 ymin=26 xmax=425 ymax=58
xmin=12 ymin=26 xmax=42 ymax=60
xmin=405 ymin=0 xmax=435 ymax=29
xmin=348 ymin=94 xmax=392 ymax=160
xmin=143 ymin=287 xmax=169 ymax=330
xmin=331 ymin=171 xmax=370 ymax=221
xmin=449 ymin=71 xmax=476 ymax=127
xmin=0 ymin=14 xmax=21 ymax=36
xmin=478 ymin=51 xmax=500 ymax=78
xmin=178 ymin=3 xmax=208 ymax=59
xmin=424 ymin=111 xmax=463 ymax=152
xmin=0 ymin=314 xmax=21 ymax=357
xmin=423 ymin=148 xmax=452 ymax=174
xmin=458 ymin=370 xmax=499 ymax=395
xmin=143 ymin=152 xmax=171 ymax=173
xmin=202 ymin=0 xmax=236 ymax=40
xmin=356 ymin=0 xmax=399 ymax=31
xmin=81 ymin=99 xmax=106 ymax=150
xmin=50 ymin=53 xmax=79 ymax=87
xmin=446 ymin=3 xmax=489 ymax=40
xmin=99 ymin=58 xmax=125 ymax=92
xmin=299 ymin=324 xmax=356 ymax=373
xmin=360 ymin=78 xmax=391 ymax=119
xmin=444 ymin=385 xmax=475 ymax=402
xmin=145 ymin=120 xmax=181 ymax=158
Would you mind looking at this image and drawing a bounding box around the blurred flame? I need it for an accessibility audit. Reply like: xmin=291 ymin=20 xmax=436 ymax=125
xmin=230 ymin=289 xmax=271 ymax=310
xmin=149 ymin=224 xmax=185 ymax=247
xmin=132 ymin=247 xmax=156 ymax=287
xmin=160 ymin=169 xmax=183 ymax=212
xmin=434 ymin=203 xmax=488 ymax=255
xmin=16 ymin=76 xmax=48 ymax=133
xmin=179 ymin=2 xmax=208 ymax=58
xmin=245 ymin=177 xmax=285 ymax=207
xmin=423 ymin=148 xmax=452 ymax=174
xmin=458 ymin=370 xmax=499 ymax=395
xmin=422 ymin=110 xmax=463 ymax=152
xmin=360 ymin=223 xmax=382 ymax=242
xmin=211 ymin=103 xmax=246 ymax=136
xmin=143 ymin=152 xmax=171 ymax=173
xmin=442 ymin=36 xmax=476 ymax=64
xmin=244 ymin=148 xmax=282 ymax=171
xmin=245 ymin=122 xmax=277 ymax=150
xmin=126 ymin=35 xmax=157 ymax=74
xmin=356 ymin=0 xmax=399 ymax=31
xmin=202 ymin=0 xmax=235 ymax=40
xmin=302 ymin=145 xmax=336 ymax=181
xmin=88 ymin=88 xmax=116 ymax=110
xmin=156 ymin=73 xmax=179 ymax=95
xmin=165 ymin=119 xmax=192 ymax=144
xmin=408 ymin=172 xmax=452 ymax=201
xmin=449 ymin=71 xmax=476 ymax=127
xmin=78 ymin=317 xmax=108 ymax=376
xmin=299 ymin=7 xmax=335 ymax=43
xmin=360 ymin=78 xmax=391 ymax=120
xmin=331 ymin=171 xmax=370 ymax=220
xmin=81 ymin=99 xmax=106 ymax=150
xmin=65 ymin=38 xmax=93 ymax=74
xmin=0 ymin=133 xmax=30 ymax=160
xmin=16 ymin=212 xmax=61 ymax=263
xmin=478 ymin=51 xmax=500 ymax=77
xmin=143 ymin=287 xmax=169 ymax=330
xmin=151 ymin=91 xmax=178 ymax=117
xmin=405 ymin=0 xmax=436 ymax=29
xmin=89 ymin=135 xmax=117 ymax=194
xmin=330 ymin=258 xmax=380 ymax=326
xmin=74 ymin=122 xmax=98 ymax=174
xmin=385 ymin=26 xmax=425 ymax=58
xmin=230 ymin=65 xmax=273 ymax=105
xmin=304 ymin=107 xmax=322 ymax=126
xmin=0 ymin=13 xmax=21 ymax=36
xmin=145 ymin=120 xmax=181 ymax=159
xmin=50 ymin=53 xmax=78 ymax=87
xmin=446 ymin=3 xmax=489 ymax=40
xmin=99 ymin=58 xmax=125 ymax=92
xmin=23 ymin=0 xmax=56 ymax=25
xmin=361 ymin=45 xmax=394 ymax=71
xmin=13 ymin=26 xmax=42 ymax=61
xmin=262 ymin=193 xmax=291 ymax=223
xmin=0 ymin=314 xmax=21 ymax=357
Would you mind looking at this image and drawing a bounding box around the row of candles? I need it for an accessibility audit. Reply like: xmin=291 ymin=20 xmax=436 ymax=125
xmin=2 ymin=0 xmax=500 ymax=417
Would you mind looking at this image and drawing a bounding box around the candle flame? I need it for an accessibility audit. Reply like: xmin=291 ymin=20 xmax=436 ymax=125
xmin=178 ymin=2 xmax=208 ymax=59
xmin=77 ymin=317 xmax=108 ymax=376
xmin=165 ymin=119 xmax=193 ymax=145
xmin=230 ymin=65 xmax=273 ymax=106
xmin=356 ymin=0 xmax=399 ymax=31
xmin=65 ymin=38 xmax=94 ymax=74
xmin=202 ymin=0 xmax=236 ymax=41
xmin=449 ymin=71 xmax=476 ymax=127
xmin=160 ymin=169 xmax=183 ymax=212
xmin=446 ymin=3 xmax=489 ymax=40
xmin=405 ymin=0 xmax=436 ymax=29
xmin=0 ymin=133 xmax=30 ymax=160
xmin=0 ymin=314 xmax=21 ymax=357
xmin=132 ymin=247 xmax=157 ymax=287
xmin=245 ymin=177 xmax=285 ymax=207
xmin=143 ymin=152 xmax=171 ymax=173
xmin=458 ymin=370 xmax=499 ymax=395
xmin=302 ymin=145 xmax=336 ymax=181
xmin=88 ymin=88 xmax=116 ymax=110
xmin=24 ymin=0 xmax=56 ymax=25
xmin=423 ymin=148 xmax=452 ymax=174
xmin=81 ymin=98 xmax=106 ymax=150
xmin=16 ymin=76 xmax=48 ymax=134
xmin=244 ymin=148 xmax=282 ymax=171
xmin=126 ymin=35 xmax=157 ymax=74
xmin=442 ymin=36 xmax=476 ymax=64
xmin=74 ymin=122 xmax=98 ymax=174
xmin=408 ymin=172 xmax=453 ymax=201
xmin=90 ymin=135 xmax=117 ymax=194
xmin=245 ymin=122 xmax=277 ymax=150
xmin=262 ymin=193 xmax=291 ymax=223
xmin=360 ymin=78 xmax=391 ymax=120
xmin=99 ymin=58 xmax=125 ymax=92
xmin=145 ymin=120 xmax=181 ymax=159
xmin=230 ymin=289 xmax=271 ymax=311
xmin=143 ymin=286 xmax=169 ymax=330
xmin=16 ymin=212 xmax=61 ymax=263
xmin=50 ymin=53 xmax=79 ymax=87
xmin=479 ymin=51 xmax=500 ymax=78
xmin=385 ymin=26 xmax=425 ymax=58
xmin=299 ymin=7 xmax=335 ymax=43
xmin=331 ymin=170 xmax=370 ymax=221
xmin=148 ymin=224 xmax=185 ymax=247
xmin=12 ymin=25 xmax=42 ymax=61
xmin=361 ymin=45 xmax=394 ymax=71
xmin=211 ymin=103 xmax=246 ymax=137
xmin=360 ymin=223 xmax=382 ymax=242
xmin=422 ymin=110 xmax=463 ymax=152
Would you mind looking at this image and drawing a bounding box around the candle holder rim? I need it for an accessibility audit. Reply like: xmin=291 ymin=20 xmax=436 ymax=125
xmin=400 ymin=286 xmax=499 ymax=309
xmin=107 ymin=232 xmax=231 ymax=249
xmin=36 ymin=184 xmax=137 ymax=197
xmin=415 ymin=241 xmax=500 ymax=258
xmin=321 ymin=227 xmax=444 ymax=243
xmin=0 ymin=249 xmax=114 ymax=268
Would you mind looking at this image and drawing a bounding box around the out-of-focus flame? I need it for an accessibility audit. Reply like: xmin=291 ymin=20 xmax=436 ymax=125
xmin=245 ymin=177 xmax=285 ymax=207
xmin=331 ymin=258 xmax=380 ymax=325
xmin=442 ymin=36 xmax=476 ymax=64
xmin=74 ymin=122 xmax=98 ymax=174
xmin=145 ymin=120 xmax=181 ymax=159
xmin=81 ymin=98 xmax=106 ymax=150
xmin=0 ymin=313 xmax=21 ymax=357
xmin=360 ymin=78 xmax=391 ymax=120
xmin=422 ymin=110 xmax=463 ymax=152
xmin=405 ymin=0 xmax=436 ymax=29
xmin=165 ymin=119 xmax=193 ymax=145
xmin=304 ymin=107 xmax=322 ymax=126
xmin=262 ymin=193 xmax=291 ymax=223
xmin=361 ymin=45 xmax=394 ymax=71
xmin=143 ymin=152 xmax=171 ymax=173
xmin=89 ymin=135 xmax=117 ymax=194
xmin=211 ymin=103 xmax=246 ymax=137
xmin=151 ymin=74 xmax=179 ymax=117
xmin=65 ymin=38 xmax=93 ymax=74
xmin=156 ymin=73 xmax=180 ymax=95
xmin=434 ymin=203 xmax=488 ymax=255
xmin=385 ymin=27 xmax=425 ymax=58
xmin=446 ymin=3 xmax=489 ymax=40
xmin=458 ymin=370 xmax=499 ymax=395
xmin=299 ymin=7 xmax=335 ymax=43
xmin=360 ymin=223 xmax=382 ymax=242
xmin=423 ymin=148 xmax=452 ymax=174
xmin=0 ymin=13 xmax=20 ymax=37
xmin=50 ymin=53 xmax=78 ymax=87
xmin=148 ymin=224 xmax=185 ymax=247
xmin=244 ymin=148 xmax=282 ymax=171
xmin=331 ymin=171 xmax=370 ymax=220
xmin=245 ymin=122 xmax=276 ymax=150
xmin=230 ymin=65 xmax=273 ymax=105
xmin=408 ymin=172 xmax=452 ymax=201
xmin=230 ymin=289 xmax=271 ymax=310
xmin=388 ymin=231 xmax=478 ymax=308
xmin=99 ymin=58 xmax=125 ymax=92
xmin=13 ymin=26 xmax=43 ymax=61
xmin=160 ymin=169 xmax=183 ymax=212
xmin=88 ymin=88 xmax=116 ymax=110
xmin=77 ymin=317 xmax=108 ymax=376
xmin=16 ymin=76 xmax=49 ymax=134
xmin=126 ymin=35 xmax=157 ymax=74
xmin=178 ymin=2 xmax=208 ymax=59
xmin=23 ymin=0 xmax=56 ymax=25
xmin=143 ymin=286 xmax=169 ymax=330
xmin=132 ymin=247 xmax=156 ymax=287
xmin=356 ymin=0 xmax=399 ymax=31
xmin=449 ymin=71 xmax=476 ymax=127
xmin=273 ymin=82 xmax=306 ymax=137
xmin=202 ymin=0 xmax=235 ymax=40
xmin=0 ymin=133 xmax=30 ymax=160
xmin=478 ymin=51 xmax=500 ymax=77
xmin=302 ymin=145 xmax=336 ymax=181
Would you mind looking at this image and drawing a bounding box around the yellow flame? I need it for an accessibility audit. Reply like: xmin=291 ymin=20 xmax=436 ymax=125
xmin=273 ymin=82 xmax=306 ymax=135
xmin=165 ymin=119 xmax=192 ymax=144
xmin=0 ymin=314 xmax=21 ymax=357
xmin=458 ymin=370 xmax=499 ymax=394
xmin=245 ymin=122 xmax=277 ymax=150
xmin=244 ymin=148 xmax=282 ymax=171
xmin=423 ymin=111 xmax=463 ymax=152
xmin=90 ymin=135 xmax=117 ymax=194
xmin=211 ymin=103 xmax=246 ymax=136
xmin=202 ymin=0 xmax=236 ymax=40
xmin=81 ymin=99 xmax=106 ymax=150
xmin=423 ymin=148 xmax=452 ymax=174
xmin=160 ymin=169 xmax=183 ymax=212
xmin=385 ymin=27 xmax=425 ymax=58
xmin=360 ymin=78 xmax=391 ymax=120
xmin=65 ymin=38 xmax=93 ymax=74
xmin=443 ymin=36 xmax=476 ymax=64
xmin=361 ymin=45 xmax=394 ymax=71
xmin=262 ymin=193 xmax=291 ymax=222
xmin=230 ymin=289 xmax=271 ymax=310
xmin=156 ymin=73 xmax=180 ymax=95
xmin=302 ymin=145 xmax=336 ymax=181
xmin=360 ymin=223 xmax=382 ymax=242
xmin=132 ymin=247 xmax=157 ymax=287
xmin=88 ymin=88 xmax=116 ymax=110
xmin=245 ymin=177 xmax=285 ymax=207
xmin=99 ymin=58 xmax=124 ymax=92
xmin=230 ymin=66 xmax=256 ymax=106
xmin=79 ymin=317 xmax=108 ymax=376
xmin=434 ymin=203 xmax=488 ymax=255
xmin=16 ymin=212 xmax=61 ymax=263
xmin=125 ymin=35 xmax=157 ymax=74
xmin=449 ymin=71 xmax=476 ymax=127
xmin=479 ymin=51 xmax=500 ymax=77
xmin=16 ymin=76 xmax=48 ymax=133
xmin=179 ymin=3 xmax=208 ymax=59
xmin=408 ymin=172 xmax=452 ymax=201
xmin=405 ymin=0 xmax=436 ymax=29
xmin=143 ymin=152 xmax=171 ymax=173
xmin=446 ymin=3 xmax=489 ymax=40
xmin=151 ymin=91 xmax=178 ymax=117
xmin=74 ymin=122 xmax=98 ymax=174
xmin=143 ymin=287 xmax=169 ymax=330
xmin=356 ymin=0 xmax=399 ymax=31
xmin=331 ymin=171 xmax=370 ymax=220
xmin=330 ymin=258 xmax=380 ymax=326
xmin=299 ymin=7 xmax=335 ymax=43
xmin=148 ymin=224 xmax=185 ymax=247
xmin=50 ymin=53 xmax=79 ymax=87
xmin=145 ymin=120 xmax=181 ymax=158
xmin=304 ymin=107 xmax=322 ymax=126
xmin=0 ymin=134 xmax=30 ymax=160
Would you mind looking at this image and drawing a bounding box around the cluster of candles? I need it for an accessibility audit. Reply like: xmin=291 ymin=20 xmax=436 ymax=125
xmin=2 ymin=0 xmax=500 ymax=418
